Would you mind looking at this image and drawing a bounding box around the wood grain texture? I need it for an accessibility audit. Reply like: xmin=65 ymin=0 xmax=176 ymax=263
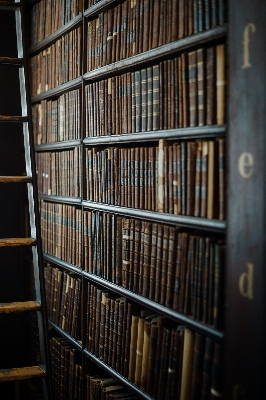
xmin=0 ymin=238 xmax=36 ymax=247
xmin=0 ymin=176 xmax=32 ymax=183
xmin=0 ymin=366 xmax=46 ymax=382
xmin=0 ymin=301 xmax=41 ymax=313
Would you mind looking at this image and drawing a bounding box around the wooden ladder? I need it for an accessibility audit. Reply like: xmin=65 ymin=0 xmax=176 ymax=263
xmin=0 ymin=1 xmax=51 ymax=398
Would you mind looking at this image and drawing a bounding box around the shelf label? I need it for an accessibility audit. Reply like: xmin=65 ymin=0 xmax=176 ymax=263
xmin=242 ymin=23 xmax=256 ymax=69
xmin=238 ymin=263 xmax=254 ymax=300
xmin=238 ymin=152 xmax=254 ymax=178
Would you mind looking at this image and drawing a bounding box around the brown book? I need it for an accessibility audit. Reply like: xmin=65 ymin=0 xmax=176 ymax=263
xmin=181 ymin=52 xmax=190 ymax=127
xmin=122 ymin=218 xmax=131 ymax=289
xmin=210 ymin=342 xmax=223 ymax=399
xmin=133 ymin=219 xmax=141 ymax=292
xmin=165 ymin=227 xmax=177 ymax=308
xmin=134 ymin=147 xmax=140 ymax=209
xmin=188 ymin=51 xmax=198 ymax=127
xmin=134 ymin=316 xmax=145 ymax=386
xmin=142 ymin=0 xmax=150 ymax=52
xmin=152 ymin=64 xmax=160 ymax=130
xmin=206 ymin=47 xmax=216 ymax=125
xmin=154 ymin=224 xmax=163 ymax=303
xmin=140 ymin=319 xmax=152 ymax=391
xmin=187 ymin=141 xmax=197 ymax=216
xmin=178 ymin=0 xmax=185 ymax=39
xmin=149 ymin=223 xmax=158 ymax=300
xmin=191 ymin=333 xmax=205 ymax=400
xmin=128 ymin=314 xmax=139 ymax=382
xmin=201 ymin=141 xmax=209 ymax=218
xmin=158 ymin=139 xmax=166 ymax=212
xmin=202 ymin=337 xmax=214 ymax=400
xmin=218 ymin=138 xmax=225 ymax=220
xmin=197 ymin=48 xmax=206 ymax=126
xmin=159 ymin=226 xmax=169 ymax=305
xmin=152 ymin=0 xmax=160 ymax=48
xmin=216 ymin=44 xmax=226 ymax=125
xmin=194 ymin=142 xmax=202 ymax=217
xmin=142 ymin=221 xmax=152 ymax=297
xmin=180 ymin=328 xmax=195 ymax=400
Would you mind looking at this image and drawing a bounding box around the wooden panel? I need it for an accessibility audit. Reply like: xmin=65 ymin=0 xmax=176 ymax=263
xmin=0 ymin=176 xmax=32 ymax=183
xmin=225 ymin=0 xmax=266 ymax=398
xmin=0 ymin=366 xmax=46 ymax=382
xmin=0 ymin=301 xmax=41 ymax=313
xmin=0 ymin=238 xmax=36 ymax=247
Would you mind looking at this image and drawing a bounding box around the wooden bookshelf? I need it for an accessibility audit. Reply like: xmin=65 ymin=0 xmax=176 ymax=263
xmin=26 ymin=0 xmax=266 ymax=399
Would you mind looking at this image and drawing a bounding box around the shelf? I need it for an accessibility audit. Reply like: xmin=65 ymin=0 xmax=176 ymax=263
xmin=48 ymin=320 xmax=83 ymax=350
xmin=28 ymin=13 xmax=83 ymax=56
xmin=42 ymin=252 xmax=223 ymax=341
xmin=83 ymin=349 xmax=153 ymax=400
xmin=35 ymin=139 xmax=82 ymax=151
xmin=83 ymin=125 xmax=226 ymax=145
xmin=83 ymin=272 xmax=224 ymax=341
xmin=0 ymin=176 xmax=32 ymax=183
xmin=43 ymin=253 xmax=82 ymax=275
xmin=0 ymin=115 xmax=28 ymax=122
xmin=31 ymin=77 xmax=82 ymax=103
xmin=0 ymin=56 xmax=23 ymax=66
xmin=0 ymin=1 xmax=20 ymax=11
xmin=82 ymin=201 xmax=226 ymax=232
xmin=84 ymin=0 xmax=124 ymax=19
xmin=0 ymin=238 xmax=36 ymax=247
xmin=39 ymin=194 xmax=82 ymax=205
xmin=83 ymin=25 xmax=227 ymax=82
xmin=0 ymin=301 xmax=41 ymax=314
xmin=0 ymin=366 xmax=46 ymax=382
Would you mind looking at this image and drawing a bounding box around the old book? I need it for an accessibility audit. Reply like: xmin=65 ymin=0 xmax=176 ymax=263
xmin=218 ymin=138 xmax=225 ymax=220
xmin=216 ymin=43 xmax=226 ymax=125
xmin=154 ymin=224 xmax=163 ymax=303
xmin=180 ymin=328 xmax=195 ymax=400
xmin=206 ymin=46 xmax=216 ymax=125
xmin=191 ymin=333 xmax=205 ymax=400
xmin=210 ymin=343 xmax=223 ymax=399
xmin=188 ymin=51 xmax=198 ymax=127
xmin=202 ymin=337 xmax=214 ymax=399
xmin=194 ymin=142 xmax=202 ymax=217
xmin=158 ymin=139 xmax=166 ymax=212
xmin=187 ymin=142 xmax=197 ymax=216
xmin=142 ymin=221 xmax=152 ymax=297
xmin=128 ymin=314 xmax=139 ymax=382
xmin=201 ymin=141 xmax=209 ymax=218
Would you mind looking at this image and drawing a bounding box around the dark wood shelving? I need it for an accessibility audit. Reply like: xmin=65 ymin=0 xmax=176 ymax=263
xmin=28 ymin=13 xmax=83 ymax=56
xmin=43 ymin=252 xmax=223 ymax=342
xmin=35 ymin=139 xmax=82 ymax=152
xmin=0 ymin=56 xmax=23 ymax=65
xmin=0 ymin=115 xmax=28 ymax=122
xmin=83 ymin=25 xmax=227 ymax=82
xmin=48 ymin=320 xmax=83 ymax=350
xmin=83 ymin=125 xmax=226 ymax=145
xmin=83 ymin=271 xmax=224 ymax=341
xmin=39 ymin=194 xmax=82 ymax=205
xmin=0 ymin=1 xmax=20 ymax=10
xmin=83 ymin=349 xmax=153 ymax=400
xmin=84 ymin=0 xmax=123 ymax=19
xmin=43 ymin=253 xmax=82 ymax=275
xmin=82 ymin=201 xmax=226 ymax=232
xmin=31 ymin=77 xmax=82 ymax=103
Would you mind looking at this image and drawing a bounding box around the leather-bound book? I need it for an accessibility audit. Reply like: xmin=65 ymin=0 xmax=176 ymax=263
xmin=206 ymin=47 xmax=216 ymax=125
xmin=191 ymin=333 xmax=205 ymax=399
xmin=200 ymin=141 xmax=209 ymax=218
xmin=218 ymin=138 xmax=225 ymax=220
xmin=128 ymin=314 xmax=139 ymax=382
xmin=152 ymin=0 xmax=160 ymax=48
xmin=142 ymin=221 xmax=152 ymax=297
xmin=138 ymin=220 xmax=145 ymax=294
xmin=211 ymin=0 xmax=217 ymax=28
xmin=187 ymin=141 xmax=197 ymax=216
xmin=134 ymin=316 xmax=145 ymax=386
xmin=134 ymin=148 xmax=140 ymax=209
xmin=178 ymin=0 xmax=185 ymax=39
xmin=152 ymin=64 xmax=160 ymax=130
xmin=188 ymin=51 xmax=198 ymax=127
xmin=129 ymin=218 xmax=135 ymax=290
xmin=132 ymin=219 xmax=141 ymax=292
xmin=122 ymin=218 xmax=131 ymax=288
xmin=154 ymin=224 xmax=164 ymax=303
xmin=147 ymin=67 xmax=153 ymax=131
xmin=180 ymin=328 xmax=195 ymax=400
xmin=213 ymin=243 xmax=224 ymax=329
xmin=194 ymin=142 xmax=202 ymax=217
xmin=149 ymin=222 xmax=158 ymax=300
xmin=158 ymin=327 xmax=172 ymax=399
xmin=216 ymin=44 xmax=226 ymax=125
xmin=202 ymin=337 xmax=214 ymax=400
xmin=165 ymin=227 xmax=177 ymax=308
xmin=158 ymin=139 xmax=166 ymax=212
xmin=210 ymin=342 xmax=223 ymax=399
xmin=204 ymin=0 xmax=211 ymax=30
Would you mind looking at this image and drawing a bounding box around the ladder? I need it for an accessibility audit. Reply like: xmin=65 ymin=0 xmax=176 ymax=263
xmin=0 ymin=1 xmax=51 ymax=399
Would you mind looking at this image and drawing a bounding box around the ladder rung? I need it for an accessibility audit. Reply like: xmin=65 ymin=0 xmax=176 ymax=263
xmin=0 ymin=56 xmax=23 ymax=65
xmin=0 ymin=115 xmax=28 ymax=122
xmin=0 ymin=366 xmax=46 ymax=382
xmin=0 ymin=1 xmax=20 ymax=11
xmin=0 ymin=301 xmax=41 ymax=313
xmin=0 ymin=176 xmax=32 ymax=183
xmin=0 ymin=238 xmax=37 ymax=247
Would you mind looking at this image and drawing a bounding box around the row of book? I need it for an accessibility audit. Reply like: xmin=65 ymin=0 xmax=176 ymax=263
xmin=39 ymin=201 xmax=82 ymax=267
xmin=84 ymin=211 xmax=224 ymax=328
xmin=32 ymin=90 xmax=81 ymax=144
xmin=44 ymin=263 xmax=81 ymax=340
xmin=30 ymin=28 xmax=82 ymax=96
xmin=51 ymin=336 xmax=139 ymax=400
xmin=30 ymin=0 xmax=82 ymax=47
xmin=85 ymin=44 xmax=226 ymax=136
xmin=87 ymin=282 xmax=223 ymax=399
xmin=36 ymin=148 xmax=82 ymax=197
xmin=87 ymin=0 xmax=226 ymax=71
xmin=85 ymin=139 xmax=225 ymax=219
xmin=50 ymin=337 xmax=82 ymax=400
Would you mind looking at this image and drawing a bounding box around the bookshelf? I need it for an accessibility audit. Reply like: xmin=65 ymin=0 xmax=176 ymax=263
xmin=26 ymin=0 xmax=266 ymax=399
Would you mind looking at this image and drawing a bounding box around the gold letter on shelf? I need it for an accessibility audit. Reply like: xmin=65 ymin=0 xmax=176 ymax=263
xmin=239 ymin=263 xmax=254 ymax=300
xmin=238 ymin=152 xmax=254 ymax=178
xmin=242 ymin=23 xmax=256 ymax=69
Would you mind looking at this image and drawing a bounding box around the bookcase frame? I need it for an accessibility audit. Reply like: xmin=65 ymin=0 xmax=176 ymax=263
xmin=26 ymin=0 xmax=266 ymax=398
